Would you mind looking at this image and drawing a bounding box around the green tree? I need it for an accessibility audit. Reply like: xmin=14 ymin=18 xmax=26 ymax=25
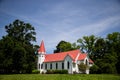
xmin=77 ymin=32 xmax=120 ymax=74
xmin=93 ymin=38 xmax=107 ymax=60
xmin=77 ymin=35 xmax=97 ymax=58
xmin=54 ymin=40 xmax=79 ymax=53
xmin=0 ymin=19 xmax=36 ymax=73
xmin=90 ymin=64 xmax=99 ymax=74
xmin=0 ymin=36 xmax=14 ymax=73
xmin=93 ymin=32 xmax=119 ymax=74
xmin=106 ymin=32 xmax=120 ymax=74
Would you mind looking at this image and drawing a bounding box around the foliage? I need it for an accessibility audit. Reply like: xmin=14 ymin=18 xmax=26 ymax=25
xmin=0 ymin=74 xmax=120 ymax=80
xmin=0 ymin=19 xmax=36 ymax=74
xmin=78 ymin=63 xmax=88 ymax=74
xmin=32 ymin=69 xmax=40 ymax=74
xmin=46 ymin=70 xmax=68 ymax=74
xmin=76 ymin=32 xmax=120 ymax=74
xmin=54 ymin=40 xmax=79 ymax=53
xmin=90 ymin=64 xmax=99 ymax=74
xmin=77 ymin=35 xmax=97 ymax=54
xmin=53 ymin=32 xmax=120 ymax=74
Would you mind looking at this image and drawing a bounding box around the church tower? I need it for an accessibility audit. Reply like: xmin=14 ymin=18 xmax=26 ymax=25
xmin=37 ymin=40 xmax=46 ymax=73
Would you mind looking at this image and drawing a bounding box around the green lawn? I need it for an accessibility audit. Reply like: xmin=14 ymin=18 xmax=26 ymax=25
xmin=0 ymin=74 xmax=120 ymax=80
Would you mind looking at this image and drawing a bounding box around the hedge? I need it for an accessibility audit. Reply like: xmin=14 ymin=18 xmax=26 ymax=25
xmin=46 ymin=70 xmax=68 ymax=74
xmin=32 ymin=69 xmax=40 ymax=74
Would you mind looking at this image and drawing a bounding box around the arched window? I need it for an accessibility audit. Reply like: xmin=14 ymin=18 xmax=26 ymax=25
xmin=85 ymin=59 xmax=88 ymax=65
xmin=62 ymin=62 xmax=64 ymax=69
xmin=39 ymin=64 xmax=40 ymax=69
xmin=56 ymin=63 xmax=58 ymax=69
xmin=50 ymin=63 xmax=52 ymax=69
xmin=41 ymin=64 xmax=43 ymax=69
xmin=45 ymin=64 xmax=47 ymax=69
xmin=67 ymin=61 xmax=70 ymax=69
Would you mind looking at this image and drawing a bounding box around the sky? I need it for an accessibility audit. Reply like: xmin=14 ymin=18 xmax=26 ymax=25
xmin=0 ymin=0 xmax=120 ymax=53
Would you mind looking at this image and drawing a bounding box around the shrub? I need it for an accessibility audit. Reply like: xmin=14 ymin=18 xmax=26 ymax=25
xmin=90 ymin=64 xmax=99 ymax=74
xmin=46 ymin=70 xmax=68 ymax=74
xmin=32 ymin=69 xmax=40 ymax=74
xmin=78 ymin=63 xmax=88 ymax=73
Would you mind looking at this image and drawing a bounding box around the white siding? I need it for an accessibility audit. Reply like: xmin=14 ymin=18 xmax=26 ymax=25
xmin=38 ymin=53 xmax=91 ymax=74
xmin=43 ymin=61 xmax=64 ymax=70
xmin=64 ymin=55 xmax=73 ymax=74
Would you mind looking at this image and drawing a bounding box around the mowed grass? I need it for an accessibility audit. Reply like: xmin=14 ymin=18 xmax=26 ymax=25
xmin=0 ymin=74 xmax=120 ymax=80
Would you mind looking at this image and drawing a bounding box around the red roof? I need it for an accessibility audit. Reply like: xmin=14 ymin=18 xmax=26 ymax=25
xmin=89 ymin=59 xmax=94 ymax=64
xmin=44 ymin=50 xmax=80 ymax=62
xmin=37 ymin=41 xmax=93 ymax=63
xmin=38 ymin=40 xmax=46 ymax=54
xmin=78 ymin=53 xmax=87 ymax=60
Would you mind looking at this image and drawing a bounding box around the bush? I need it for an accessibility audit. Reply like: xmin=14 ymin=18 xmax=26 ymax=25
xmin=46 ymin=70 xmax=68 ymax=74
xmin=78 ymin=63 xmax=88 ymax=73
xmin=32 ymin=69 xmax=40 ymax=74
xmin=90 ymin=64 xmax=99 ymax=74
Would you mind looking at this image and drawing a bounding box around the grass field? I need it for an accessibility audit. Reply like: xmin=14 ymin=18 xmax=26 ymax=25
xmin=0 ymin=74 xmax=120 ymax=80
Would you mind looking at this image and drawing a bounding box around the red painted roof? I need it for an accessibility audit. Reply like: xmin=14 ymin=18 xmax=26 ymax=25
xmin=78 ymin=53 xmax=87 ymax=60
xmin=38 ymin=40 xmax=46 ymax=54
xmin=89 ymin=59 xmax=94 ymax=64
xmin=44 ymin=50 xmax=80 ymax=62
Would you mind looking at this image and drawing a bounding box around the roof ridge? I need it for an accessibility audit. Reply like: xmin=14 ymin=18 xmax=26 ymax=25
xmin=52 ymin=49 xmax=79 ymax=54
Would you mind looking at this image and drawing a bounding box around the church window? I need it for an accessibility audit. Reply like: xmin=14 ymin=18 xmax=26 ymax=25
xmin=50 ymin=63 xmax=52 ymax=69
xmin=41 ymin=64 xmax=43 ymax=69
xmin=39 ymin=64 xmax=40 ymax=69
xmin=67 ymin=61 xmax=70 ymax=69
xmin=56 ymin=63 xmax=58 ymax=69
xmin=45 ymin=64 xmax=47 ymax=69
xmin=85 ymin=59 xmax=88 ymax=65
xmin=62 ymin=62 xmax=64 ymax=69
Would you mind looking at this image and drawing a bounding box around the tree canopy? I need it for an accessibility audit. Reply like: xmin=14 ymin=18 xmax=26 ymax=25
xmin=54 ymin=40 xmax=80 ymax=53
xmin=54 ymin=32 xmax=120 ymax=74
xmin=0 ymin=19 xmax=120 ymax=74
xmin=0 ymin=19 xmax=36 ymax=73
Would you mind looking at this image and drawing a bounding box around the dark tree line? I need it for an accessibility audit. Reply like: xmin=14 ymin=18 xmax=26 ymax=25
xmin=54 ymin=32 xmax=120 ymax=74
xmin=0 ymin=20 xmax=37 ymax=74
xmin=0 ymin=19 xmax=120 ymax=74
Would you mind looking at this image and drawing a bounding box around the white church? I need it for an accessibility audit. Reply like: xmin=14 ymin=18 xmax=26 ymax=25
xmin=37 ymin=40 xmax=94 ymax=74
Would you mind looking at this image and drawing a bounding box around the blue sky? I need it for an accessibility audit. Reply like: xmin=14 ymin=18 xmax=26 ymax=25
xmin=0 ymin=0 xmax=120 ymax=53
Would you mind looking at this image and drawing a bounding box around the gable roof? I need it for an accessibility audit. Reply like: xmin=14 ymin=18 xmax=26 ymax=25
xmin=89 ymin=59 xmax=94 ymax=64
xmin=44 ymin=50 xmax=80 ymax=62
xmin=38 ymin=40 xmax=46 ymax=54
xmin=78 ymin=53 xmax=87 ymax=60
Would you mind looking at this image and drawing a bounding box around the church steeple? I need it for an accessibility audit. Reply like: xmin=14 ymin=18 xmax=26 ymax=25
xmin=37 ymin=40 xmax=46 ymax=73
xmin=38 ymin=40 xmax=46 ymax=54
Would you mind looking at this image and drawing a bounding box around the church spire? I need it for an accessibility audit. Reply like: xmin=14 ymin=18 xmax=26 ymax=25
xmin=38 ymin=40 xmax=46 ymax=54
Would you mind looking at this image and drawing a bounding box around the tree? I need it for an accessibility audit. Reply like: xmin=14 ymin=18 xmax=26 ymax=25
xmin=93 ymin=32 xmax=119 ymax=74
xmin=0 ymin=36 xmax=14 ymax=73
xmin=0 ymin=19 xmax=36 ymax=73
xmin=77 ymin=32 xmax=120 ymax=74
xmin=77 ymin=35 xmax=97 ymax=53
xmin=77 ymin=35 xmax=97 ymax=59
xmin=93 ymin=38 xmax=107 ymax=60
xmin=78 ymin=63 xmax=88 ymax=74
xmin=5 ymin=19 xmax=36 ymax=43
xmin=106 ymin=32 xmax=120 ymax=74
xmin=90 ymin=64 xmax=99 ymax=74
xmin=54 ymin=40 xmax=79 ymax=53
